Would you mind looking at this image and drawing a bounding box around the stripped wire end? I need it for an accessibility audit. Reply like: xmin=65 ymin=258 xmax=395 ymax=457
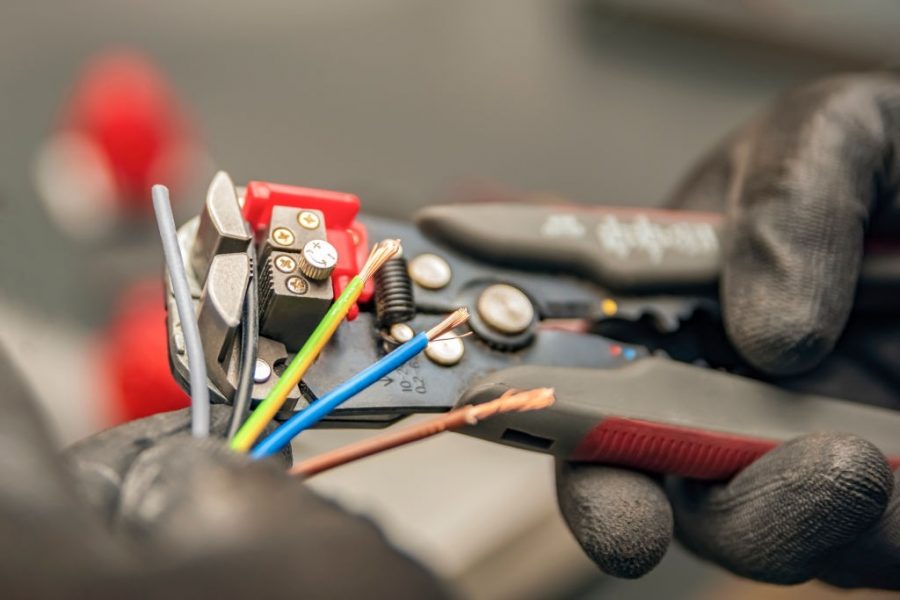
xmin=289 ymin=387 xmax=555 ymax=478
xmin=431 ymin=331 xmax=475 ymax=343
xmin=360 ymin=239 xmax=403 ymax=281
xmin=426 ymin=307 xmax=470 ymax=341
xmin=230 ymin=237 xmax=402 ymax=453
xmin=463 ymin=388 xmax=555 ymax=425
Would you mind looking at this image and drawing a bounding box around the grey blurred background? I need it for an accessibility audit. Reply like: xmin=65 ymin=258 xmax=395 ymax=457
xmin=2 ymin=1 xmax=900 ymax=598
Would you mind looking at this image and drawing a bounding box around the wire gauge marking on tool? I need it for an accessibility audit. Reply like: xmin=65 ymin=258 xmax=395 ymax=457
xmin=250 ymin=308 xmax=471 ymax=459
xmin=230 ymin=239 xmax=403 ymax=452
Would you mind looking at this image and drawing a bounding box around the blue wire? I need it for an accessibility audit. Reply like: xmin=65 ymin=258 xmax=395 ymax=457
xmin=251 ymin=332 xmax=430 ymax=458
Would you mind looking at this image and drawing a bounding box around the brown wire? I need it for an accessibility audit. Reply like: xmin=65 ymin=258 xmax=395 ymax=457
xmin=289 ymin=388 xmax=555 ymax=478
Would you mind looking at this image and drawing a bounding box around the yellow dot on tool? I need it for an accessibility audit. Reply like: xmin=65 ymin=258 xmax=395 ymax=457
xmin=601 ymin=298 xmax=618 ymax=316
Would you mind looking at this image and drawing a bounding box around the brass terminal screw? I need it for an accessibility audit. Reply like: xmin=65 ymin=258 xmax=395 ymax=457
xmin=274 ymin=255 xmax=297 ymax=273
xmin=286 ymin=276 xmax=309 ymax=295
xmin=298 ymin=211 xmax=321 ymax=230
xmin=272 ymin=227 xmax=295 ymax=247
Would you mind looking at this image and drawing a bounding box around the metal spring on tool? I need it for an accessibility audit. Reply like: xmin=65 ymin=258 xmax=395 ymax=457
xmin=374 ymin=257 xmax=415 ymax=326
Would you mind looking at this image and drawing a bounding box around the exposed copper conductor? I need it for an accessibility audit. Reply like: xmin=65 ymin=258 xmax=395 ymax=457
xmin=289 ymin=388 xmax=555 ymax=478
xmin=360 ymin=239 xmax=402 ymax=280
xmin=426 ymin=307 xmax=470 ymax=341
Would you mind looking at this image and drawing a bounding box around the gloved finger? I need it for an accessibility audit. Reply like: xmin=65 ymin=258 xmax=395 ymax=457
xmin=116 ymin=437 xmax=447 ymax=599
xmin=671 ymin=74 xmax=900 ymax=375
xmin=818 ymin=469 xmax=900 ymax=590
xmin=0 ymin=344 xmax=127 ymax=593
xmin=667 ymin=432 xmax=894 ymax=587
xmin=556 ymin=461 xmax=672 ymax=578
xmin=66 ymin=405 xmax=291 ymax=521
xmin=0 ymin=342 xmax=76 ymax=503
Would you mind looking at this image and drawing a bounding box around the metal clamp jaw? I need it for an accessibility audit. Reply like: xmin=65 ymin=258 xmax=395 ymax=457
xmin=167 ymin=173 xmax=305 ymax=415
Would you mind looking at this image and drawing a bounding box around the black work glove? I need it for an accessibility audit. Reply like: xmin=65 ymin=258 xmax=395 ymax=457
xmin=557 ymin=73 xmax=900 ymax=589
xmin=0 ymin=346 xmax=446 ymax=599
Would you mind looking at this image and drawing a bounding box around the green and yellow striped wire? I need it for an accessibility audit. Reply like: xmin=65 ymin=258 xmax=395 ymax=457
xmin=230 ymin=240 xmax=399 ymax=452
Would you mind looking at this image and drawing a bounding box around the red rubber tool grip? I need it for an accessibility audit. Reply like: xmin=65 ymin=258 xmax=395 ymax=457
xmin=571 ymin=418 xmax=780 ymax=480
xmin=459 ymin=360 xmax=900 ymax=480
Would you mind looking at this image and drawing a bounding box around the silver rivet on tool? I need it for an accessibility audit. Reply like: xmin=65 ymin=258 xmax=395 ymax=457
xmin=298 ymin=211 xmax=321 ymax=230
xmin=286 ymin=276 xmax=308 ymax=295
xmin=408 ymin=253 xmax=451 ymax=290
xmin=425 ymin=337 xmax=465 ymax=366
xmin=274 ymin=255 xmax=297 ymax=273
xmin=477 ymin=284 xmax=534 ymax=335
xmin=389 ymin=322 xmax=415 ymax=343
xmin=253 ymin=359 xmax=272 ymax=383
xmin=272 ymin=227 xmax=295 ymax=247
xmin=298 ymin=239 xmax=338 ymax=280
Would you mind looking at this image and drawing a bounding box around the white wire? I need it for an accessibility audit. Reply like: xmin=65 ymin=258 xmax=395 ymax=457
xmin=152 ymin=184 xmax=210 ymax=438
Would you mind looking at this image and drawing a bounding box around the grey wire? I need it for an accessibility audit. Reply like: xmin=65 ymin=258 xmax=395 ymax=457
xmin=152 ymin=184 xmax=210 ymax=438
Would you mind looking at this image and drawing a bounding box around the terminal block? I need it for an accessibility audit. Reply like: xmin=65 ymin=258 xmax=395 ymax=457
xmin=258 ymin=206 xmax=333 ymax=350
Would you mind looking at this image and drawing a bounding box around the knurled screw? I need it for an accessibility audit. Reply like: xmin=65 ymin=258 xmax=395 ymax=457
xmin=299 ymin=239 xmax=338 ymax=280
xmin=274 ymin=255 xmax=297 ymax=273
xmin=272 ymin=227 xmax=295 ymax=247
xmin=298 ymin=211 xmax=321 ymax=230
xmin=286 ymin=276 xmax=308 ymax=295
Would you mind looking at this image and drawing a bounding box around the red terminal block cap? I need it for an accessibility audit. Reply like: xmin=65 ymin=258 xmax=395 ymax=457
xmin=242 ymin=181 xmax=372 ymax=319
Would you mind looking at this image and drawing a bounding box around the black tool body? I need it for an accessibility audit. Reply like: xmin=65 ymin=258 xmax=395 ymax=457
xmin=167 ymin=196 xmax=900 ymax=477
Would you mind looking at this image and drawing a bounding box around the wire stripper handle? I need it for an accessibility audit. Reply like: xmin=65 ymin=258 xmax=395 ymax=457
xmin=457 ymin=359 xmax=900 ymax=480
xmin=416 ymin=204 xmax=900 ymax=297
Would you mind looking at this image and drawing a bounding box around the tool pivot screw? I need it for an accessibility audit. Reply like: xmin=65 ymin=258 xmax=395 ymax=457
xmin=408 ymin=253 xmax=452 ymax=290
xmin=477 ymin=284 xmax=534 ymax=335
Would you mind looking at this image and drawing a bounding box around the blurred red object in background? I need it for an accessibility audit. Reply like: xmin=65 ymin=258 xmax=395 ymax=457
xmin=101 ymin=279 xmax=188 ymax=424
xmin=60 ymin=50 xmax=196 ymax=209
xmin=35 ymin=51 xmax=201 ymax=240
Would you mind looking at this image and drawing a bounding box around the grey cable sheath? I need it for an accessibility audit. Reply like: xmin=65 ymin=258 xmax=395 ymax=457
xmin=152 ymin=184 xmax=210 ymax=438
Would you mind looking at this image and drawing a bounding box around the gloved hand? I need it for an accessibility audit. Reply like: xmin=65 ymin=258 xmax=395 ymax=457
xmin=0 ymin=346 xmax=446 ymax=599
xmin=557 ymin=73 xmax=900 ymax=589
